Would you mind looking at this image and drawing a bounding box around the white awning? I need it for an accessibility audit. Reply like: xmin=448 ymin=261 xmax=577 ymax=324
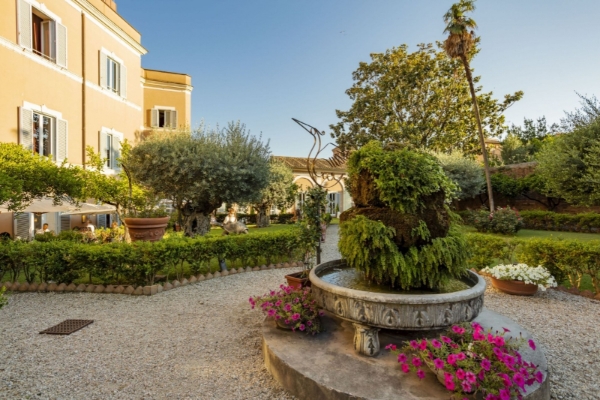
xmin=0 ymin=198 xmax=115 ymax=215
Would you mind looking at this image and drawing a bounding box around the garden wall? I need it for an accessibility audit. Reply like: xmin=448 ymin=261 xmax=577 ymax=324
xmin=457 ymin=162 xmax=600 ymax=213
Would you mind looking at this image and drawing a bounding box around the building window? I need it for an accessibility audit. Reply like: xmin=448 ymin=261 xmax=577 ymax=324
xmin=32 ymin=112 xmax=53 ymax=157
xmin=18 ymin=0 xmax=67 ymax=67
xmin=19 ymin=105 xmax=68 ymax=161
xmin=106 ymin=57 xmax=120 ymax=93
xmin=99 ymin=50 xmax=127 ymax=98
xmin=100 ymin=130 xmax=122 ymax=171
xmin=151 ymin=109 xmax=178 ymax=129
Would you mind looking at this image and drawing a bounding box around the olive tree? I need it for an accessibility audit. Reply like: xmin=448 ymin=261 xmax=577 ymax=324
xmin=128 ymin=122 xmax=271 ymax=236
xmin=253 ymin=160 xmax=297 ymax=228
xmin=536 ymin=119 xmax=600 ymax=206
xmin=432 ymin=150 xmax=485 ymax=200
xmin=0 ymin=143 xmax=84 ymax=212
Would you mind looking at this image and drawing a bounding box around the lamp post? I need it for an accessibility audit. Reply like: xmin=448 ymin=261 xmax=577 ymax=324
xmin=292 ymin=118 xmax=346 ymax=265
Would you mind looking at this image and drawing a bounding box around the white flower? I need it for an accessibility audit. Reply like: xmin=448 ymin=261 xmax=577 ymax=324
xmin=481 ymin=263 xmax=557 ymax=289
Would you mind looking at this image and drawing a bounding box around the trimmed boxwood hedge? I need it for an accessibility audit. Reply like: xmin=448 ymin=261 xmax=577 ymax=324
xmin=519 ymin=211 xmax=600 ymax=233
xmin=0 ymin=229 xmax=310 ymax=287
xmin=215 ymin=213 xmax=295 ymax=225
xmin=465 ymin=232 xmax=600 ymax=292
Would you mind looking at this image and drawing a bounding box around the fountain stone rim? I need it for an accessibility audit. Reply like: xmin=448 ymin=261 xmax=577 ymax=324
xmin=309 ymin=259 xmax=486 ymax=305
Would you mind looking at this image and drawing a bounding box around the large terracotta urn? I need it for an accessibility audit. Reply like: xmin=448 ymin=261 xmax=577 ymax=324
xmin=124 ymin=217 xmax=169 ymax=242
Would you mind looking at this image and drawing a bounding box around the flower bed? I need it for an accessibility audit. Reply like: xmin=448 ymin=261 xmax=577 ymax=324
xmin=481 ymin=264 xmax=557 ymax=291
xmin=387 ymin=322 xmax=544 ymax=399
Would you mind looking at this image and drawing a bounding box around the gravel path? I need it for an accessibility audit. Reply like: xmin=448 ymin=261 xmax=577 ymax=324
xmin=1 ymin=225 xmax=598 ymax=399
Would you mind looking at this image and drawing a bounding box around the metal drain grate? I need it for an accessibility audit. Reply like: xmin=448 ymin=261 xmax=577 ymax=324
xmin=39 ymin=319 xmax=94 ymax=335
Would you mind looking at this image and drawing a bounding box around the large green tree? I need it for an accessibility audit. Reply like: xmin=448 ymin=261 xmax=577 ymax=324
xmin=128 ymin=122 xmax=271 ymax=236
xmin=536 ymin=119 xmax=600 ymax=206
xmin=501 ymin=116 xmax=558 ymax=164
xmin=330 ymin=42 xmax=521 ymax=156
xmin=253 ymin=160 xmax=297 ymax=228
xmin=0 ymin=143 xmax=84 ymax=212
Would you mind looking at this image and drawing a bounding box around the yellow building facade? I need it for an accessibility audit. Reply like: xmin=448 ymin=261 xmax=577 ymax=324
xmin=0 ymin=0 xmax=192 ymax=237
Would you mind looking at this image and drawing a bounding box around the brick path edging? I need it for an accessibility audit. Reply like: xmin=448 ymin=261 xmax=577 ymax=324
xmin=1 ymin=261 xmax=303 ymax=297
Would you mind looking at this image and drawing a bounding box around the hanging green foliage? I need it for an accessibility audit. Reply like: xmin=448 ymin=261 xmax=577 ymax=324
xmin=339 ymin=216 xmax=469 ymax=289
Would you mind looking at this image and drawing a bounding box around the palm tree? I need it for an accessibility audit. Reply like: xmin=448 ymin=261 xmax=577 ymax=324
xmin=443 ymin=0 xmax=495 ymax=211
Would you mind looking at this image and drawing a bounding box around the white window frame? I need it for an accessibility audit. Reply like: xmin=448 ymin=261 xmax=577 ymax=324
xmin=99 ymin=127 xmax=123 ymax=173
xmin=18 ymin=0 xmax=67 ymax=68
xmin=99 ymin=48 xmax=127 ymax=98
xmin=150 ymin=106 xmax=178 ymax=129
xmin=20 ymin=101 xmax=67 ymax=162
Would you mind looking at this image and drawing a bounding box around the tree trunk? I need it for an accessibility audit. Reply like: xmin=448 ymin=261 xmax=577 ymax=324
xmin=460 ymin=54 xmax=495 ymax=212
xmin=256 ymin=205 xmax=270 ymax=228
xmin=184 ymin=211 xmax=212 ymax=237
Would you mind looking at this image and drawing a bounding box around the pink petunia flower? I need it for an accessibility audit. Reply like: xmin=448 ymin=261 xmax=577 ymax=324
xmin=497 ymin=373 xmax=511 ymax=387
xmin=528 ymin=339 xmax=536 ymax=350
xmin=513 ymin=373 xmax=525 ymax=389
xmin=445 ymin=380 xmax=455 ymax=391
xmin=298 ymin=324 xmax=306 ymax=331
xmin=412 ymin=357 xmax=422 ymax=367
xmin=418 ymin=340 xmax=427 ymax=350
xmin=451 ymin=326 xmax=465 ymax=335
xmin=447 ymin=354 xmax=458 ymax=365
xmin=461 ymin=381 xmax=472 ymax=393
xmin=481 ymin=358 xmax=491 ymax=371
xmin=409 ymin=340 xmax=419 ymax=349
xmin=456 ymin=369 xmax=466 ymax=380
xmin=494 ymin=336 xmax=505 ymax=347
xmin=456 ymin=352 xmax=466 ymax=361
xmin=416 ymin=369 xmax=425 ymax=380
xmin=433 ymin=358 xmax=444 ymax=369
xmin=441 ymin=335 xmax=452 ymax=344
xmin=465 ymin=371 xmax=476 ymax=384
xmin=444 ymin=372 xmax=454 ymax=383
xmin=284 ymin=303 xmax=292 ymax=312
xmin=401 ymin=363 xmax=410 ymax=373
xmin=431 ymin=339 xmax=442 ymax=348
xmin=397 ymin=353 xmax=407 ymax=363
xmin=534 ymin=371 xmax=544 ymax=383
xmin=291 ymin=313 xmax=301 ymax=321
xmin=499 ymin=388 xmax=510 ymax=400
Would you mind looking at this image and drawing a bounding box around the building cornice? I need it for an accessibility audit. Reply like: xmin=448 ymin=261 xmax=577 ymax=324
xmin=67 ymin=0 xmax=148 ymax=55
xmin=143 ymin=78 xmax=193 ymax=94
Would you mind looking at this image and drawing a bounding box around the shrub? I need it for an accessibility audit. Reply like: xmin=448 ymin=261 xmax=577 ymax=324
xmin=519 ymin=211 xmax=600 ymax=233
xmin=471 ymin=207 xmax=523 ymax=235
xmin=339 ymin=216 xmax=469 ymax=290
xmin=0 ymin=287 xmax=6 ymax=309
xmin=433 ymin=150 xmax=485 ymax=200
xmin=464 ymin=233 xmax=518 ymax=270
xmin=0 ymin=228 xmax=310 ymax=286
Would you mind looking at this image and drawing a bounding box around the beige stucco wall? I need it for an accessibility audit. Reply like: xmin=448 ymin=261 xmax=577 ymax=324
xmin=143 ymin=69 xmax=192 ymax=129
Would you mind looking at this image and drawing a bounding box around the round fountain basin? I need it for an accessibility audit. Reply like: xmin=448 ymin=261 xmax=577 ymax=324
xmin=309 ymin=259 xmax=486 ymax=330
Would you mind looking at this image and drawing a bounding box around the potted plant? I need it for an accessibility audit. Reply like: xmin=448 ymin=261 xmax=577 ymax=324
xmin=249 ymin=285 xmax=323 ymax=334
xmin=386 ymin=322 xmax=544 ymax=399
xmin=123 ymin=205 xmax=169 ymax=242
xmin=481 ymin=263 xmax=557 ymax=296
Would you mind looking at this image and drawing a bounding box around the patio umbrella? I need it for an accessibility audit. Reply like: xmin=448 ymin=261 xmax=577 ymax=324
xmin=0 ymin=198 xmax=79 ymax=214
xmin=61 ymin=203 xmax=116 ymax=215
xmin=0 ymin=198 xmax=116 ymax=215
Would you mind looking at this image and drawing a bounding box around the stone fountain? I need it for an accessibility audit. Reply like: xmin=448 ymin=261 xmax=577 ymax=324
xmin=262 ymin=137 xmax=549 ymax=399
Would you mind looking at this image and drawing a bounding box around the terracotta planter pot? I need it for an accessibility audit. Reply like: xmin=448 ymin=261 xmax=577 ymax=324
xmin=124 ymin=217 xmax=169 ymax=242
xmin=285 ymin=271 xmax=310 ymax=290
xmin=491 ymin=277 xmax=538 ymax=296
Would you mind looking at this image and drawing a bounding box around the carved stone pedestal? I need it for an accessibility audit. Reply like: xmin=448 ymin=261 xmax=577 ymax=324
xmin=353 ymin=323 xmax=380 ymax=357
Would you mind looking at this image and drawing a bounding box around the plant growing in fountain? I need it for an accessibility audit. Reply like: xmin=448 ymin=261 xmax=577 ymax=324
xmin=249 ymin=285 xmax=323 ymax=334
xmin=338 ymin=141 xmax=470 ymax=290
xmin=387 ymin=322 xmax=544 ymax=399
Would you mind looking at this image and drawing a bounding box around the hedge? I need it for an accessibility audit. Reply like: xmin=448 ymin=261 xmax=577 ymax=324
xmin=465 ymin=233 xmax=600 ymax=292
xmin=0 ymin=229 xmax=310 ymax=287
xmin=519 ymin=211 xmax=600 ymax=233
xmin=215 ymin=213 xmax=296 ymax=225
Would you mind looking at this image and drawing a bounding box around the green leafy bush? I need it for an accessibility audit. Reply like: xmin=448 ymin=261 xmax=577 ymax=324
xmin=0 ymin=287 xmax=7 ymax=309
xmin=519 ymin=211 xmax=600 ymax=233
xmin=433 ymin=150 xmax=485 ymax=200
xmin=464 ymin=233 xmax=600 ymax=291
xmin=0 ymin=229 xmax=310 ymax=286
xmin=339 ymin=216 xmax=469 ymax=289
xmin=471 ymin=207 xmax=524 ymax=235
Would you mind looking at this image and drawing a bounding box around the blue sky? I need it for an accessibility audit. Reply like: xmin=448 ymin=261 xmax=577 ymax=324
xmin=117 ymin=0 xmax=600 ymax=157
